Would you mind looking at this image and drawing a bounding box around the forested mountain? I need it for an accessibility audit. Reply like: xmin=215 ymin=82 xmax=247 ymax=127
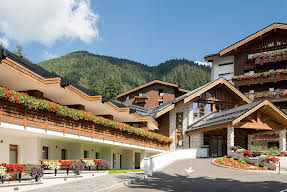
xmin=38 ymin=51 xmax=211 ymax=98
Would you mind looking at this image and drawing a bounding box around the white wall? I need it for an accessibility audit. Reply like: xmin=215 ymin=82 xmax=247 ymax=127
xmin=144 ymin=148 xmax=208 ymax=175
xmin=0 ymin=135 xmax=41 ymax=164
xmin=212 ymin=56 xmax=234 ymax=82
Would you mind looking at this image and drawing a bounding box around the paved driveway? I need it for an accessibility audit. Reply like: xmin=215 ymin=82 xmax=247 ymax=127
xmin=113 ymin=158 xmax=287 ymax=192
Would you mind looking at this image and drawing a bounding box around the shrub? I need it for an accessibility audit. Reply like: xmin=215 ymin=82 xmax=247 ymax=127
xmin=220 ymin=161 xmax=224 ymax=165
xmin=223 ymin=155 xmax=227 ymax=158
xmin=238 ymin=158 xmax=243 ymax=162
xmin=233 ymin=161 xmax=238 ymax=165
xmin=72 ymin=161 xmax=85 ymax=175
xmin=241 ymin=161 xmax=246 ymax=165
xmin=229 ymin=158 xmax=234 ymax=162
xmin=255 ymin=163 xmax=260 ymax=167
xmin=227 ymin=163 xmax=231 ymax=166
xmin=245 ymin=167 xmax=249 ymax=170
xmin=243 ymin=151 xmax=251 ymax=157
xmin=263 ymin=166 xmax=268 ymax=170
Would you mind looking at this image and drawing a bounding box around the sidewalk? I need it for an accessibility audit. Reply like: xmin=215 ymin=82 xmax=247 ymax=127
xmin=5 ymin=172 xmax=145 ymax=192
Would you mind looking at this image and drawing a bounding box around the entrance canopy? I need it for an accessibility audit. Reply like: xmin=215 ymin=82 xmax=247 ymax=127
xmin=186 ymin=99 xmax=287 ymax=134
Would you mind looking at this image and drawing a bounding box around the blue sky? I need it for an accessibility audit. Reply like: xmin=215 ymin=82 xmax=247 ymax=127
xmin=1 ymin=0 xmax=287 ymax=65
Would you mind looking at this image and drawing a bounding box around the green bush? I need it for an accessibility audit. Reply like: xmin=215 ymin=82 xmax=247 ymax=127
xmin=251 ymin=145 xmax=280 ymax=156
xmin=255 ymin=163 xmax=260 ymax=167
xmin=238 ymin=158 xmax=243 ymax=162
xmin=227 ymin=163 xmax=231 ymax=166
xmin=233 ymin=161 xmax=238 ymax=165
xmin=229 ymin=158 xmax=234 ymax=162
xmin=223 ymin=155 xmax=227 ymax=158
xmin=263 ymin=166 xmax=268 ymax=170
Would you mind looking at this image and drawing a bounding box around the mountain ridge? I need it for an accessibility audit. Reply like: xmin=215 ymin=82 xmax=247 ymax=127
xmin=38 ymin=51 xmax=211 ymax=98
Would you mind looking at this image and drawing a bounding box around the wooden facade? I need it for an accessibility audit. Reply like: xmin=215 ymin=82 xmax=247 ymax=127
xmin=116 ymin=80 xmax=189 ymax=108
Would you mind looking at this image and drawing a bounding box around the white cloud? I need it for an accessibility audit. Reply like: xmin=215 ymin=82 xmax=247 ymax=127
xmin=0 ymin=0 xmax=100 ymax=45
xmin=0 ymin=37 xmax=9 ymax=48
xmin=195 ymin=61 xmax=212 ymax=67
xmin=43 ymin=51 xmax=58 ymax=60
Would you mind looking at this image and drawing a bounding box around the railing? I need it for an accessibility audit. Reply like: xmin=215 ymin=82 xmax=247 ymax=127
xmin=232 ymin=70 xmax=287 ymax=86
xmin=246 ymin=89 xmax=287 ymax=101
xmin=0 ymin=101 xmax=169 ymax=151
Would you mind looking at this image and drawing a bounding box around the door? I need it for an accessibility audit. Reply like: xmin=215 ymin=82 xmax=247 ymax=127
xmin=9 ymin=145 xmax=18 ymax=163
xmin=135 ymin=152 xmax=141 ymax=169
xmin=113 ymin=153 xmax=116 ymax=169
xmin=42 ymin=146 xmax=48 ymax=160
xmin=61 ymin=149 xmax=67 ymax=160
xmin=120 ymin=155 xmax=122 ymax=169
xmin=209 ymin=136 xmax=226 ymax=157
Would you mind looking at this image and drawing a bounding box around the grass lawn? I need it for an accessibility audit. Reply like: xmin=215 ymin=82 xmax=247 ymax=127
xmin=108 ymin=169 xmax=144 ymax=174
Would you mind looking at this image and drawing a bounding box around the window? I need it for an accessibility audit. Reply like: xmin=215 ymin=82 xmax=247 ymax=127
xmin=139 ymin=92 xmax=145 ymax=96
xmin=249 ymin=90 xmax=254 ymax=94
xmin=176 ymin=113 xmax=183 ymax=132
xmin=199 ymin=103 xmax=205 ymax=118
xmin=269 ymin=87 xmax=275 ymax=91
xmin=61 ymin=149 xmax=67 ymax=160
xmin=96 ymin=152 xmax=99 ymax=159
xmin=84 ymin=150 xmax=89 ymax=158
xmin=42 ymin=146 xmax=48 ymax=160
xmin=158 ymin=101 xmax=163 ymax=105
xmin=215 ymin=104 xmax=221 ymax=112
xmin=193 ymin=103 xmax=198 ymax=120
xmin=206 ymin=104 xmax=211 ymax=114
xmin=158 ymin=89 xmax=164 ymax=96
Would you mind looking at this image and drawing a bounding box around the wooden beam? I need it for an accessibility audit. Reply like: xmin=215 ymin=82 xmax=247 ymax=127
xmin=234 ymin=122 xmax=273 ymax=130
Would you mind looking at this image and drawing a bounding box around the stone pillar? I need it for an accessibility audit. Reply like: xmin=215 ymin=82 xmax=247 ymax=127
xmin=189 ymin=132 xmax=204 ymax=148
xmin=248 ymin=134 xmax=252 ymax=151
xmin=227 ymin=126 xmax=234 ymax=155
xmin=279 ymin=129 xmax=287 ymax=152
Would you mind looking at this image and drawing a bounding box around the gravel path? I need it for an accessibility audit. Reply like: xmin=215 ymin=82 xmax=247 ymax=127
xmin=113 ymin=158 xmax=287 ymax=192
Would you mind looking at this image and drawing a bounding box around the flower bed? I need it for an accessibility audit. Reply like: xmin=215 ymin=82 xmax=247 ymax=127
xmin=0 ymin=163 xmax=44 ymax=183
xmin=214 ymin=157 xmax=271 ymax=171
xmin=228 ymin=146 xmax=279 ymax=170
xmin=0 ymin=87 xmax=172 ymax=144
xmin=250 ymin=49 xmax=287 ymax=64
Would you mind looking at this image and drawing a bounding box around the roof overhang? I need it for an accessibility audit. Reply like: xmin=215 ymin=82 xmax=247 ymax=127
xmin=183 ymin=78 xmax=251 ymax=104
xmin=186 ymin=100 xmax=287 ymax=134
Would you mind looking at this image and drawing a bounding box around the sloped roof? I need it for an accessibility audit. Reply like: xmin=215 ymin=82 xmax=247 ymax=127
xmin=0 ymin=47 xmax=101 ymax=97
xmin=116 ymin=80 xmax=189 ymax=99
xmin=187 ymin=100 xmax=264 ymax=132
xmin=205 ymin=23 xmax=287 ymax=61
xmin=112 ymin=77 xmax=251 ymax=119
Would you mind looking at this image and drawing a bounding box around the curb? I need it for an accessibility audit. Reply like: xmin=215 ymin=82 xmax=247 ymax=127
xmin=96 ymin=174 xmax=148 ymax=192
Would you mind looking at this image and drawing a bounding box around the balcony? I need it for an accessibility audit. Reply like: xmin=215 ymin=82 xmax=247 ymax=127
xmin=246 ymin=89 xmax=287 ymax=102
xmin=0 ymin=100 xmax=170 ymax=151
xmin=134 ymin=96 xmax=148 ymax=103
xmin=253 ymin=50 xmax=287 ymax=65
xmin=232 ymin=69 xmax=287 ymax=86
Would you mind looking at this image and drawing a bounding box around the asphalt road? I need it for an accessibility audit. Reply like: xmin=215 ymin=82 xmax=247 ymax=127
xmin=113 ymin=158 xmax=287 ymax=192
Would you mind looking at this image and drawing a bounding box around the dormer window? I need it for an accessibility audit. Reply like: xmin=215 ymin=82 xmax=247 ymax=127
xmin=158 ymin=89 xmax=164 ymax=96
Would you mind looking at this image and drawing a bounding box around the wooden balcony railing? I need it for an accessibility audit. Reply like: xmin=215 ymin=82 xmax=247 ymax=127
xmin=0 ymin=100 xmax=170 ymax=151
xmin=232 ymin=70 xmax=287 ymax=87
xmin=246 ymin=89 xmax=287 ymax=102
